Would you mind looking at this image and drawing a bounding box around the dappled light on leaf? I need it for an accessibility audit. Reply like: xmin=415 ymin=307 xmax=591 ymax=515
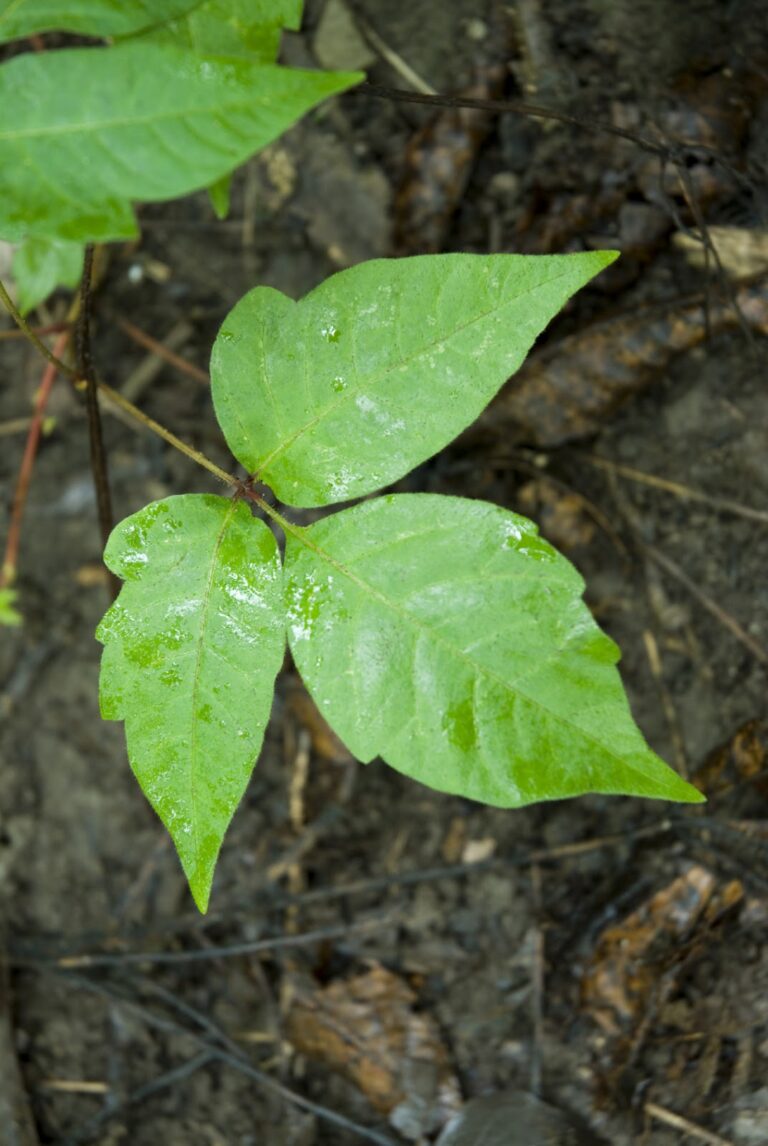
xmin=285 ymin=494 xmax=703 ymax=807
xmin=96 ymin=495 xmax=285 ymax=911
xmin=210 ymin=252 xmax=618 ymax=507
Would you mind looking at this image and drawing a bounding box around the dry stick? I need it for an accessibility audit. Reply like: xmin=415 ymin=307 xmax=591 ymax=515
xmin=580 ymin=455 xmax=768 ymax=526
xmin=96 ymin=381 xmax=235 ymax=487
xmin=76 ymin=245 xmax=119 ymax=600
xmin=0 ymin=322 xmax=70 ymax=342
xmin=0 ymin=280 xmax=77 ymax=379
xmin=117 ymin=317 xmax=209 ymax=386
xmin=0 ymin=330 xmax=70 ymax=590
xmin=644 ymin=1101 xmax=735 ymax=1146
xmin=54 ymin=970 xmax=398 ymax=1146
xmin=360 ymin=83 xmax=674 ymax=158
xmin=677 ymin=162 xmax=755 ymax=350
xmin=0 ymin=418 xmax=35 ymax=437
xmin=643 ymin=629 xmax=690 ymax=779
xmin=19 ymin=913 xmax=397 ymax=970
xmin=350 ymin=8 xmax=437 ymax=94
xmin=644 ymin=541 xmax=768 ymax=668
xmin=608 ymin=474 xmax=768 ymax=669
xmin=12 ymin=824 xmax=678 ymax=961
xmin=0 ymin=279 xmax=227 ymax=490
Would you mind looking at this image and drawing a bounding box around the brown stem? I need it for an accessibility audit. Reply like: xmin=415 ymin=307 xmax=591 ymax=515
xmin=359 ymin=82 xmax=669 ymax=157
xmin=76 ymin=246 xmax=119 ymax=600
xmin=117 ymin=317 xmax=209 ymax=385
xmin=95 ymin=381 xmax=236 ymax=487
xmin=1 ymin=331 xmax=70 ymax=590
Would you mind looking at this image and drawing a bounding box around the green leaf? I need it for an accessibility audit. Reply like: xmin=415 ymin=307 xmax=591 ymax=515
xmin=0 ymin=587 xmax=22 ymax=627
xmin=12 ymin=236 xmax=84 ymax=315
xmin=96 ymin=494 xmax=285 ymax=912
xmin=284 ymin=494 xmax=703 ymax=807
xmin=208 ymin=173 xmax=232 ymax=220
xmin=0 ymin=42 xmax=361 ymax=243
xmin=0 ymin=0 xmax=202 ymax=43
xmin=211 ymin=252 xmax=616 ymax=508
xmin=137 ymin=0 xmax=304 ymax=61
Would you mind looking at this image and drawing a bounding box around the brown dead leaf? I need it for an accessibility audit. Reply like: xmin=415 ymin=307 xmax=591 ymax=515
xmin=693 ymin=719 xmax=768 ymax=802
xmin=285 ymin=964 xmax=461 ymax=1136
xmin=394 ymin=63 xmax=506 ymax=255
xmin=582 ymin=864 xmax=717 ymax=1039
xmin=515 ymin=479 xmax=596 ymax=553
xmin=481 ymin=278 xmax=768 ymax=447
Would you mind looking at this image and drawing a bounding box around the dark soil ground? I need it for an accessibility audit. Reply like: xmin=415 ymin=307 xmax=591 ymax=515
xmin=2 ymin=2 xmax=768 ymax=1143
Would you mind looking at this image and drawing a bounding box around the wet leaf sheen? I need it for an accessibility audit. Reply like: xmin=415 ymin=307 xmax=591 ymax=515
xmin=285 ymin=495 xmax=702 ymax=806
xmin=96 ymin=495 xmax=285 ymax=911
xmin=0 ymin=43 xmax=360 ymax=243
xmin=0 ymin=0 xmax=200 ymax=42
xmin=211 ymin=252 xmax=617 ymax=507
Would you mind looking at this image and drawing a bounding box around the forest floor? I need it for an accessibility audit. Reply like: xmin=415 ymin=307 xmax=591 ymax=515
xmin=1 ymin=1 xmax=768 ymax=1143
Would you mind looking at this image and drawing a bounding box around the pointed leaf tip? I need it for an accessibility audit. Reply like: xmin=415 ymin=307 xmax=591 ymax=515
xmin=97 ymin=494 xmax=285 ymax=912
xmin=285 ymin=494 xmax=704 ymax=808
xmin=211 ymin=251 xmax=617 ymax=507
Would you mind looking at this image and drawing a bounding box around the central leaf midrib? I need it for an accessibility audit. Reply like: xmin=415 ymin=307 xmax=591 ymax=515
xmin=257 ymin=267 xmax=573 ymax=477
xmin=3 ymin=86 xmax=286 ymax=143
xmin=187 ymin=500 xmax=238 ymax=858
xmin=291 ymin=525 xmax=657 ymax=783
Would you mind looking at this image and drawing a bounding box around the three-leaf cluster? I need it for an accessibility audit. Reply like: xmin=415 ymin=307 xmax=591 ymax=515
xmin=95 ymin=254 xmax=703 ymax=912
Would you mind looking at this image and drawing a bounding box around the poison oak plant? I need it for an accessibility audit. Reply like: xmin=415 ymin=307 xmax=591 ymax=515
xmin=95 ymin=253 xmax=703 ymax=911
xmin=0 ymin=3 xmax=703 ymax=913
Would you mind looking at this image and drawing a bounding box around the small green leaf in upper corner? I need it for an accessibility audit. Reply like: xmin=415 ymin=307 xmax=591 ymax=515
xmin=0 ymin=44 xmax=362 ymax=244
xmin=210 ymin=251 xmax=617 ymax=508
xmin=12 ymin=237 xmax=84 ymax=315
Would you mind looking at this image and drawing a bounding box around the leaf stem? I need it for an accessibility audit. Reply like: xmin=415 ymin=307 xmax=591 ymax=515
xmin=0 ymin=275 xmax=284 ymax=514
xmin=0 ymin=278 xmax=77 ymax=379
xmin=77 ymin=244 xmax=119 ymax=598
xmin=96 ymin=381 xmax=236 ymax=488
xmin=245 ymin=491 xmax=305 ymax=539
xmin=0 ymin=330 xmax=70 ymax=590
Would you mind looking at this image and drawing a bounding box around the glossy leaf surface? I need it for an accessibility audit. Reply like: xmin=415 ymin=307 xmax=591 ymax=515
xmin=12 ymin=237 xmax=84 ymax=315
xmin=284 ymin=495 xmax=702 ymax=807
xmin=138 ymin=0 xmax=304 ymax=60
xmin=0 ymin=43 xmax=360 ymax=243
xmin=0 ymin=0 xmax=200 ymax=42
xmin=96 ymin=495 xmax=285 ymax=911
xmin=211 ymin=252 xmax=616 ymax=508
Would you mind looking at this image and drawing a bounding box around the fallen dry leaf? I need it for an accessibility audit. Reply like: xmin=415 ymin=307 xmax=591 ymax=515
xmin=394 ymin=62 xmax=506 ymax=255
xmin=285 ymin=964 xmax=461 ymax=1138
xmin=582 ymin=864 xmax=718 ymax=1039
xmin=693 ymin=719 xmax=768 ymax=802
xmin=480 ymin=278 xmax=768 ymax=447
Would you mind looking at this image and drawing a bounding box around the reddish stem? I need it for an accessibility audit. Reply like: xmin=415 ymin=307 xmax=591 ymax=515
xmin=1 ymin=331 xmax=71 ymax=589
xmin=117 ymin=317 xmax=209 ymax=384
